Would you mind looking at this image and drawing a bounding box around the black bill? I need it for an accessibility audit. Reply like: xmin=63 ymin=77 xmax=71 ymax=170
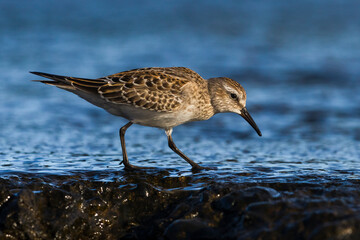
xmin=240 ymin=107 xmax=262 ymax=136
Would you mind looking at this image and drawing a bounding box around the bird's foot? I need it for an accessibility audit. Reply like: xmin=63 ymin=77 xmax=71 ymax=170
xmin=123 ymin=163 xmax=154 ymax=171
xmin=191 ymin=165 xmax=217 ymax=172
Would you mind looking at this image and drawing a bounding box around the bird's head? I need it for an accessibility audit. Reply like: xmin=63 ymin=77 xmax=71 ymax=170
xmin=208 ymin=77 xmax=262 ymax=136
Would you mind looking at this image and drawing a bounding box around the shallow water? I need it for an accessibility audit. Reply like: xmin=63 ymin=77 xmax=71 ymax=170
xmin=1 ymin=0 xmax=360 ymax=238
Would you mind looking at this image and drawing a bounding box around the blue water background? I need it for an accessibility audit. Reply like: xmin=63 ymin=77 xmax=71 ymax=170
xmin=1 ymin=0 xmax=359 ymax=181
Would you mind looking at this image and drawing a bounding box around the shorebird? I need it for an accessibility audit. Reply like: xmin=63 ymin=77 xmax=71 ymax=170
xmin=31 ymin=67 xmax=261 ymax=170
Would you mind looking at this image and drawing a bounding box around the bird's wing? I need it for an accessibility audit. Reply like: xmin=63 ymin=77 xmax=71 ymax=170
xmin=31 ymin=67 xmax=202 ymax=112
xmin=98 ymin=67 xmax=195 ymax=112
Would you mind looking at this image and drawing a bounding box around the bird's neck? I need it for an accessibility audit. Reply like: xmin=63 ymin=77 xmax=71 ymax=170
xmin=207 ymin=78 xmax=224 ymax=114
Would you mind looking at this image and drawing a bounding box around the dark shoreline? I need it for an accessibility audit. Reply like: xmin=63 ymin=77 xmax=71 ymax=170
xmin=1 ymin=171 xmax=359 ymax=239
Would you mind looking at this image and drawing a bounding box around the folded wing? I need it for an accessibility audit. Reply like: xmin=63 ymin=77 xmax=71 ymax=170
xmin=31 ymin=67 xmax=195 ymax=112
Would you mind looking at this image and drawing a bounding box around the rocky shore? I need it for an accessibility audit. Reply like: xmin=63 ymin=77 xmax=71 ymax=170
xmin=1 ymin=170 xmax=359 ymax=239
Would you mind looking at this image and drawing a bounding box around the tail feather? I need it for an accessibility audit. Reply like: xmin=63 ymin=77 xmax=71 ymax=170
xmin=32 ymin=80 xmax=75 ymax=90
xmin=30 ymin=71 xmax=107 ymax=93
xmin=30 ymin=72 xmax=70 ymax=83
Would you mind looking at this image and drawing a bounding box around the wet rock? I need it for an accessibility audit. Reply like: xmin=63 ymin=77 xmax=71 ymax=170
xmin=212 ymin=186 xmax=280 ymax=212
xmin=164 ymin=219 xmax=218 ymax=240
xmin=309 ymin=217 xmax=360 ymax=240
xmin=0 ymin=172 xmax=360 ymax=239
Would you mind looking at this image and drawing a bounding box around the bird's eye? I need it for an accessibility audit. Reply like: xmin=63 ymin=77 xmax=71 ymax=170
xmin=230 ymin=93 xmax=238 ymax=100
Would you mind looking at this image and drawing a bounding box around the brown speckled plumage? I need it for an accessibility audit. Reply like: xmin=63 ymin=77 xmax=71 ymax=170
xmin=98 ymin=67 xmax=193 ymax=112
xmin=31 ymin=67 xmax=261 ymax=170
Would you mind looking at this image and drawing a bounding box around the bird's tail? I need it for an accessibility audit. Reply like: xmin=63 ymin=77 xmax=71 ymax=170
xmin=30 ymin=71 xmax=106 ymax=93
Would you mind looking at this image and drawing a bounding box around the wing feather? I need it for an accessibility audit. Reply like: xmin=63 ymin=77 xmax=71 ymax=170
xmin=98 ymin=68 xmax=195 ymax=112
xmin=32 ymin=67 xmax=203 ymax=112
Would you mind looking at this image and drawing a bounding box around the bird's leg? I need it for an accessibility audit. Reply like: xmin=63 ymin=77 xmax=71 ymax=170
xmin=166 ymin=129 xmax=214 ymax=171
xmin=119 ymin=122 xmax=140 ymax=170
xmin=119 ymin=122 xmax=154 ymax=170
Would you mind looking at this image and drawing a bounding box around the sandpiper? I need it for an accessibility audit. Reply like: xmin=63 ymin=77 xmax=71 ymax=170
xmin=31 ymin=67 xmax=261 ymax=170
